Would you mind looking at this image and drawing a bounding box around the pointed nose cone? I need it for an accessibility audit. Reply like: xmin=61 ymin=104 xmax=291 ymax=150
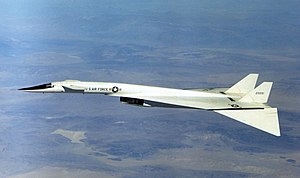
xmin=18 ymin=83 xmax=53 ymax=92
xmin=18 ymin=87 xmax=30 ymax=91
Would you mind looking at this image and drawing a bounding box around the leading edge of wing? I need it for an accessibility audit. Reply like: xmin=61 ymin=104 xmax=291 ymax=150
xmin=111 ymin=92 xmax=269 ymax=110
xmin=113 ymin=94 xmax=233 ymax=110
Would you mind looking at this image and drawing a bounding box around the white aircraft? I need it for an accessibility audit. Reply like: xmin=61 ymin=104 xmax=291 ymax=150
xmin=19 ymin=74 xmax=280 ymax=136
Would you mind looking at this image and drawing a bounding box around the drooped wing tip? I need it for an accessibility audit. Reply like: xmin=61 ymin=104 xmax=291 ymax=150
xmin=215 ymin=108 xmax=281 ymax=137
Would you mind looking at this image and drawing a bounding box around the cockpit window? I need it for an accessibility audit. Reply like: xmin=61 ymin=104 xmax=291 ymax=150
xmin=45 ymin=83 xmax=53 ymax=88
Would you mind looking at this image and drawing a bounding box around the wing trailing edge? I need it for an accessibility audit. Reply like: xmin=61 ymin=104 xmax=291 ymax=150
xmin=214 ymin=108 xmax=280 ymax=136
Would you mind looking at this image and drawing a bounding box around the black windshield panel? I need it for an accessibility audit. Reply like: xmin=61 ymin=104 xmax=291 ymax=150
xmin=19 ymin=83 xmax=52 ymax=90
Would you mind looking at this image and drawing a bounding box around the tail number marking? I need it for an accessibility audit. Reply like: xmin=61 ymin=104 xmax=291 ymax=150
xmin=255 ymin=92 xmax=264 ymax=95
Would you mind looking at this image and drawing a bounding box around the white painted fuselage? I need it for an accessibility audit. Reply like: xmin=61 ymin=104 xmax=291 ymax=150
xmin=19 ymin=74 xmax=281 ymax=136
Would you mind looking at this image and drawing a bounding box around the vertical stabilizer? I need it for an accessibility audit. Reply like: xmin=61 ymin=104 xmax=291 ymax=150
xmin=239 ymin=82 xmax=272 ymax=103
xmin=226 ymin=74 xmax=259 ymax=94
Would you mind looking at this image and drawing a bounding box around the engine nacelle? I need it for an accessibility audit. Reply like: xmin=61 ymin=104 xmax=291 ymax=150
xmin=120 ymin=97 xmax=151 ymax=107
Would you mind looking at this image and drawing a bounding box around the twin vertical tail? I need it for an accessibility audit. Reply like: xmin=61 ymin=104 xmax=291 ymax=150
xmin=225 ymin=73 xmax=273 ymax=104
xmin=215 ymin=74 xmax=280 ymax=136
xmin=239 ymin=82 xmax=273 ymax=103
xmin=225 ymin=73 xmax=258 ymax=94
